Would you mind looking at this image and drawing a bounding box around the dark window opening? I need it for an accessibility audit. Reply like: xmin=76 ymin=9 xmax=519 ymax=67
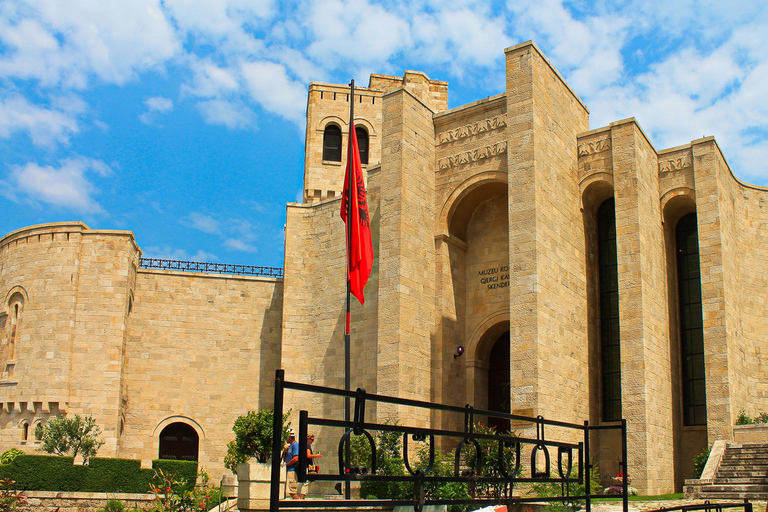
xmin=487 ymin=331 xmax=511 ymax=433
xmin=598 ymin=198 xmax=622 ymax=422
xmin=159 ymin=422 xmax=199 ymax=461
xmin=323 ymin=124 xmax=342 ymax=162
xmin=356 ymin=126 xmax=369 ymax=165
xmin=677 ymin=213 xmax=707 ymax=426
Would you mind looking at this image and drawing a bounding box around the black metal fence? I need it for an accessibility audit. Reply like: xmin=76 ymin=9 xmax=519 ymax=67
xmin=269 ymin=369 xmax=630 ymax=512
xmin=139 ymin=258 xmax=283 ymax=278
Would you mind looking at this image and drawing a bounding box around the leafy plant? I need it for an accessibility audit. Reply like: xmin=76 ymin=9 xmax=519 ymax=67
xmin=754 ymin=412 xmax=768 ymax=424
xmin=531 ymin=463 xmax=601 ymax=506
xmin=0 ymin=479 xmax=27 ymax=512
xmin=224 ymin=409 xmax=291 ymax=472
xmin=463 ymin=424 xmax=519 ymax=501
xmin=350 ymin=424 xmax=409 ymax=501
xmin=149 ymin=468 xmax=223 ymax=512
xmin=34 ymin=415 xmax=105 ymax=464
xmin=0 ymin=450 xmax=23 ymax=466
xmin=101 ymin=499 xmax=126 ymax=512
xmin=735 ymin=409 xmax=753 ymax=425
xmin=692 ymin=446 xmax=710 ymax=478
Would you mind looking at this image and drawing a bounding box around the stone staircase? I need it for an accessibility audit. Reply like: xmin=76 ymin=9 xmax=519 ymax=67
xmin=695 ymin=443 xmax=768 ymax=500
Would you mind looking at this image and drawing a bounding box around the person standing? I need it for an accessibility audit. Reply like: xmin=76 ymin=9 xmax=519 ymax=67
xmin=300 ymin=433 xmax=322 ymax=499
xmin=283 ymin=430 xmax=299 ymax=499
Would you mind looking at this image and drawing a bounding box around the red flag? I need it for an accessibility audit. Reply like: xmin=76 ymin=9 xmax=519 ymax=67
xmin=340 ymin=125 xmax=373 ymax=304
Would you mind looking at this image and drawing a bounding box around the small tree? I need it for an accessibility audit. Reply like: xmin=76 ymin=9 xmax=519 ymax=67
xmin=224 ymin=409 xmax=291 ymax=472
xmin=34 ymin=414 xmax=104 ymax=464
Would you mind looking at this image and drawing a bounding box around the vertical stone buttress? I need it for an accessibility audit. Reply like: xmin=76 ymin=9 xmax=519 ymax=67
xmin=376 ymin=87 xmax=436 ymax=422
xmin=504 ymin=42 xmax=590 ymax=426
xmin=610 ymin=119 xmax=674 ymax=493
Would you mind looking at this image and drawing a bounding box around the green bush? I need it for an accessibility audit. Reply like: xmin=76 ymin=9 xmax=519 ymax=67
xmin=693 ymin=446 xmax=710 ymax=478
xmin=0 ymin=450 xmax=23 ymax=466
xmin=224 ymin=409 xmax=291 ymax=472
xmin=0 ymin=455 xmax=196 ymax=493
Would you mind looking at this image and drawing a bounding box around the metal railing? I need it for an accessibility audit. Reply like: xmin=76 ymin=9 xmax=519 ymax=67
xmin=646 ymin=501 xmax=753 ymax=512
xmin=139 ymin=258 xmax=283 ymax=278
xmin=269 ymin=369 xmax=630 ymax=512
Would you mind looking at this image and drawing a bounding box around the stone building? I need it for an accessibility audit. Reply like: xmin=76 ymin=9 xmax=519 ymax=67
xmin=1 ymin=41 xmax=766 ymax=494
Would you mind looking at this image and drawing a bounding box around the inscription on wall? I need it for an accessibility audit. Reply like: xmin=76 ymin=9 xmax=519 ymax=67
xmin=438 ymin=142 xmax=508 ymax=170
xmin=478 ymin=265 xmax=510 ymax=290
xmin=438 ymin=115 xmax=507 ymax=145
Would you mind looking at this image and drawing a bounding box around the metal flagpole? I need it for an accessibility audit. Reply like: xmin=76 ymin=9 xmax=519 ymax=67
xmin=343 ymin=79 xmax=355 ymax=500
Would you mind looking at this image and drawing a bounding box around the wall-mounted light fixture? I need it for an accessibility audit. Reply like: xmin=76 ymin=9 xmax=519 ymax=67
xmin=454 ymin=346 xmax=465 ymax=358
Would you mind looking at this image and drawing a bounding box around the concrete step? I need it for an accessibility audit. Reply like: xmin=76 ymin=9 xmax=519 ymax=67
xmin=722 ymin=453 xmax=768 ymax=461
xmin=717 ymin=470 xmax=768 ymax=478
xmin=704 ymin=484 xmax=768 ymax=493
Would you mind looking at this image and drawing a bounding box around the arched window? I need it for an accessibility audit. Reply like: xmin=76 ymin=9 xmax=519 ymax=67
xmin=7 ymin=293 xmax=24 ymax=362
xmin=676 ymin=213 xmax=706 ymax=426
xmin=159 ymin=422 xmax=199 ymax=461
xmin=20 ymin=420 xmax=29 ymax=441
xmin=322 ymin=124 xmax=342 ymax=162
xmin=597 ymin=198 xmax=621 ymax=422
xmin=355 ymin=126 xmax=369 ymax=165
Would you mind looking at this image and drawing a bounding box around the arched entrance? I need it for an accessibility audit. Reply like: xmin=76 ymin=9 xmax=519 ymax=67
xmin=487 ymin=331 xmax=510 ymax=433
xmin=158 ymin=422 xmax=199 ymax=461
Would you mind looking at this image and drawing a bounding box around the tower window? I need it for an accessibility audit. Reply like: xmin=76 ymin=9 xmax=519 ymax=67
xmin=323 ymin=124 xmax=342 ymax=162
xmin=356 ymin=126 xmax=369 ymax=165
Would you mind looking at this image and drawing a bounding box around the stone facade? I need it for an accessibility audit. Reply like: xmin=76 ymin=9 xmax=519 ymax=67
xmin=1 ymin=41 xmax=767 ymax=495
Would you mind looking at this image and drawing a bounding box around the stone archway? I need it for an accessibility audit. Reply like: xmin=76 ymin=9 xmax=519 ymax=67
xmin=487 ymin=331 xmax=511 ymax=433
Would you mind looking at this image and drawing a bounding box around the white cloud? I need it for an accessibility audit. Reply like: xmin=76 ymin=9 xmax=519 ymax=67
xmin=196 ymin=99 xmax=252 ymax=129
xmin=0 ymin=0 xmax=181 ymax=88
xmin=142 ymin=245 xmax=219 ymax=262
xmin=182 ymin=212 xmax=220 ymax=233
xmin=241 ymin=61 xmax=306 ymax=123
xmin=7 ymin=156 xmax=112 ymax=213
xmin=139 ymin=96 xmax=174 ymax=125
xmin=224 ymin=238 xmax=258 ymax=253
xmin=0 ymin=94 xmax=80 ymax=146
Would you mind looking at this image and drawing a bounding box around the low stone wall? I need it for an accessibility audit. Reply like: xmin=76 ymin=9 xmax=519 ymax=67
xmin=19 ymin=491 xmax=156 ymax=512
xmin=733 ymin=424 xmax=768 ymax=444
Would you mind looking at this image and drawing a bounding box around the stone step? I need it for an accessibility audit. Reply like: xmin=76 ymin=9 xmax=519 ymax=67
xmin=717 ymin=472 xmax=768 ymax=480
xmin=715 ymin=477 xmax=768 ymax=484
xmin=699 ymin=492 xmax=768 ymax=500
xmin=704 ymin=484 xmax=768 ymax=493
xmin=722 ymin=452 xmax=768 ymax=460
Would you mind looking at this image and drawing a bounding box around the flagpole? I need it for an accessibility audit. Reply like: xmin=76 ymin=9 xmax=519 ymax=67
xmin=344 ymin=79 xmax=355 ymax=500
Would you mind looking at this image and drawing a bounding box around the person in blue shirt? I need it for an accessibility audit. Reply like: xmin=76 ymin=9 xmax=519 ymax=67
xmin=284 ymin=430 xmax=300 ymax=499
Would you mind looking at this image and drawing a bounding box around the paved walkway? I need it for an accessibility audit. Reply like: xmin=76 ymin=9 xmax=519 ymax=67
xmin=581 ymin=499 xmax=767 ymax=512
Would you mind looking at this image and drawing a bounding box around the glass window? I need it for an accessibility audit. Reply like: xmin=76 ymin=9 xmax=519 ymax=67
xmin=676 ymin=213 xmax=706 ymax=426
xmin=598 ymin=198 xmax=621 ymax=422
xmin=355 ymin=126 xmax=369 ymax=165
xmin=323 ymin=124 xmax=342 ymax=162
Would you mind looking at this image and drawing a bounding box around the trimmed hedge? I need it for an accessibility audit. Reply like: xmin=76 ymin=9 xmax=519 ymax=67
xmin=0 ymin=455 xmax=197 ymax=492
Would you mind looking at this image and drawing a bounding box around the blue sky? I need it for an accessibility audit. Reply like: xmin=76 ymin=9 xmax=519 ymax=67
xmin=2 ymin=0 xmax=768 ymax=268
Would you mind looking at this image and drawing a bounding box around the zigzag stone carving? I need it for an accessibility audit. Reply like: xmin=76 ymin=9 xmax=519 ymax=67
xmin=659 ymin=152 xmax=693 ymax=172
xmin=438 ymin=142 xmax=507 ymax=170
xmin=438 ymin=115 xmax=507 ymax=145
xmin=578 ymin=137 xmax=611 ymax=156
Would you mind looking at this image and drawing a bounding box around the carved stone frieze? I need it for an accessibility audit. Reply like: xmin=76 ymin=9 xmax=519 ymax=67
xmin=659 ymin=152 xmax=693 ymax=173
xmin=438 ymin=142 xmax=507 ymax=170
xmin=438 ymin=115 xmax=506 ymax=145
xmin=578 ymin=137 xmax=611 ymax=156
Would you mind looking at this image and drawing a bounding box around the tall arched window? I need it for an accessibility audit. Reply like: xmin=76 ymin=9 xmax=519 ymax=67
xmin=7 ymin=293 xmax=24 ymax=362
xmin=598 ymin=198 xmax=621 ymax=422
xmin=355 ymin=126 xmax=369 ymax=165
xmin=676 ymin=213 xmax=706 ymax=426
xmin=20 ymin=420 xmax=29 ymax=441
xmin=322 ymin=124 xmax=342 ymax=162
xmin=159 ymin=422 xmax=199 ymax=461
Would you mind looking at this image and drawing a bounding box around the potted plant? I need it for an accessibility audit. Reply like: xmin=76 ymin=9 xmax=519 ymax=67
xmin=226 ymin=409 xmax=291 ymax=510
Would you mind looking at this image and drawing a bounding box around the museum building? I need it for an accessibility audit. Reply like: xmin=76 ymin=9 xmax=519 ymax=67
xmin=1 ymin=42 xmax=767 ymax=494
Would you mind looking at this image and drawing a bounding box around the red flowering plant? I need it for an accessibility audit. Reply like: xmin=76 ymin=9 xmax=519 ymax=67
xmin=149 ymin=469 xmax=223 ymax=512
